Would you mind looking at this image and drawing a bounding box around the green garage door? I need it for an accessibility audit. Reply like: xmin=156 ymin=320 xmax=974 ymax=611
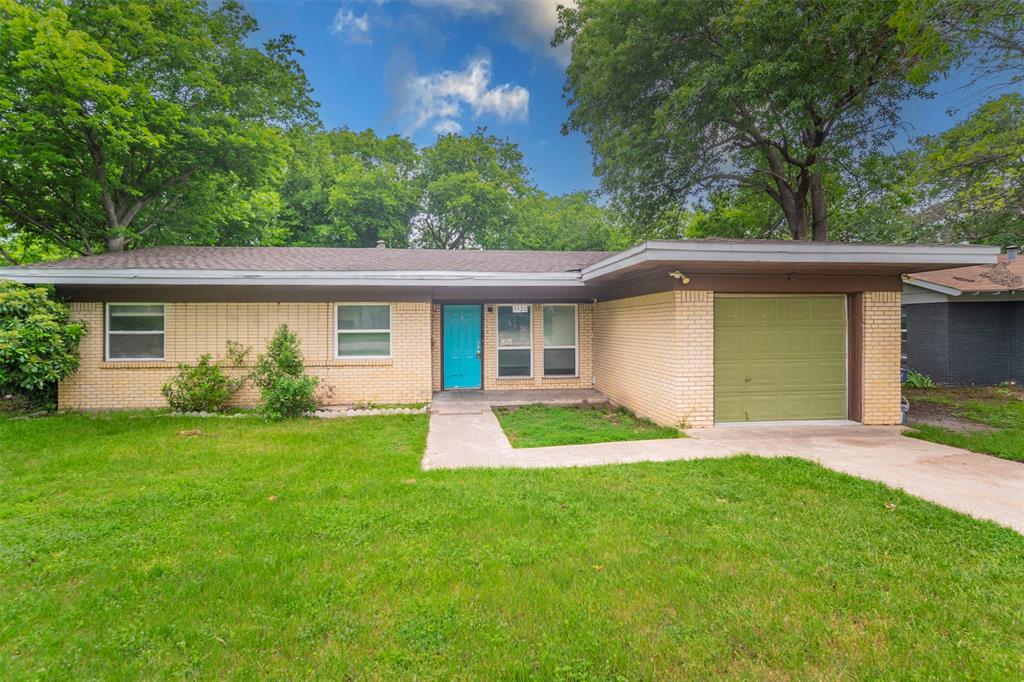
xmin=715 ymin=295 xmax=847 ymax=422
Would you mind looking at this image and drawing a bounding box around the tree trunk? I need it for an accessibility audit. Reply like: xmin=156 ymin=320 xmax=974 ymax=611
xmin=106 ymin=235 xmax=126 ymax=252
xmin=809 ymin=172 xmax=828 ymax=242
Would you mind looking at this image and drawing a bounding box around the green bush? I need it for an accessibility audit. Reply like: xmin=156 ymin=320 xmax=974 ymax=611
xmin=262 ymin=374 xmax=318 ymax=419
xmin=251 ymin=325 xmax=318 ymax=419
xmin=161 ymin=350 xmax=247 ymax=413
xmin=903 ymin=370 xmax=936 ymax=389
xmin=0 ymin=280 xmax=85 ymax=408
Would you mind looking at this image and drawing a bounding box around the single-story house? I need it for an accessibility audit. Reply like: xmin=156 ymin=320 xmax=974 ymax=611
xmin=902 ymin=246 xmax=1023 ymax=385
xmin=0 ymin=240 xmax=997 ymax=426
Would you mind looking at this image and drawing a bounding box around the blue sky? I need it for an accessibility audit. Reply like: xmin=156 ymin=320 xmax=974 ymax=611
xmin=243 ymin=1 xmax=1019 ymax=197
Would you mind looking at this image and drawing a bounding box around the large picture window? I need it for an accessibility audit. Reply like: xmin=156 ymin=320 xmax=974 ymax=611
xmin=106 ymin=304 xmax=165 ymax=360
xmin=337 ymin=304 xmax=391 ymax=358
xmin=497 ymin=305 xmax=531 ymax=377
xmin=543 ymin=304 xmax=577 ymax=376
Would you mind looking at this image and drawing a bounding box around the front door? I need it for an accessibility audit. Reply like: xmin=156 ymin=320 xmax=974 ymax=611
xmin=443 ymin=305 xmax=482 ymax=389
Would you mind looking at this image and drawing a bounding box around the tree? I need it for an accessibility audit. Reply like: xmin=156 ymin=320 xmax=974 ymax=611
xmin=555 ymin=0 xmax=931 ymax=241
xmin=277 ymin=128 xmax=419 ymax=248
xmin=903 ymin=93 xmax=1024 ymax=246
xmin=0 ymin=0 xmax=316 ymax=254
xmin=500 ymin=191 xmax=629 ymax=251
xmin=415 ymin=131 xmax=529 ymax=249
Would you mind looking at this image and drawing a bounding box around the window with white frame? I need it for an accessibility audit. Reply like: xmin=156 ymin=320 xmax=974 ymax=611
xmin=497 ymin=305 xmax=531 ymax=377
xmin=106 ymin=304 xmax=165 ymax=360
xmin=336 ymin=304 xmax=391 ymax=358
xmin=543 ymin=304 xmax=577 ymax=376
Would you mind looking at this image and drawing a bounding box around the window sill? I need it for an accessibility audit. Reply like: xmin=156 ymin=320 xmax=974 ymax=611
xmin=325 ymin=358 xmax=394 ymax=367
xmin=101 ymin=360 xmax=175 ymax=369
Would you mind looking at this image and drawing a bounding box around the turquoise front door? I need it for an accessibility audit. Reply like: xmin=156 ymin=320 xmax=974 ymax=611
xmin=443 ymin=305 xmax=482 ymax=389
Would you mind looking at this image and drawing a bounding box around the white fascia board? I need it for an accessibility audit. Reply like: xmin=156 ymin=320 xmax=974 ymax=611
xmin=0 ymin=268 xmax=586 ymax=288
xmin=581 ymin=240 xmax=1001 ymax=280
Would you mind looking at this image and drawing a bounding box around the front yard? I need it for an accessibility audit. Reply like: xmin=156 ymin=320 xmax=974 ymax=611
xmin=905 ymin=385 xmax=1024 ymax=462
xmin=1 ymin=413 xmax=1022 ymax=678
xmin=493 ymin=403 xmax=682 ymax=447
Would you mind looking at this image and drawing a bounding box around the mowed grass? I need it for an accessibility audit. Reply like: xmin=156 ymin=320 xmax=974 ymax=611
xmin=493 ymin=403 xmax=682 ymax=448
xmin=906 ymin=386 xmax=1024 ymax=462
xmin=1 ymin=414 xmax=1022 ymax=679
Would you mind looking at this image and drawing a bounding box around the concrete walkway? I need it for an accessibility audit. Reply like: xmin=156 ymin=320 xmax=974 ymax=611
xmin=424 ymin=405 xmax=1024 ymax=533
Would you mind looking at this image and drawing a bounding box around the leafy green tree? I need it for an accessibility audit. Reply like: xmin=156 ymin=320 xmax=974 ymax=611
xmin=278 ymin=128 xmax=420 ymax=248
xmin=555 ymin=0 xmax=931 ymax=242
xmin=0 ymin=280 xmax=85 ymax=407
xmin=415 ymin=132 xmax=529 ymax=249
xmin=501 ymin=191 xmax=629 ymax=251
xmin=904 ymin=93 xmax=1024 ymax=246
xmin=0 ymin=0 xmax=316 ymax=254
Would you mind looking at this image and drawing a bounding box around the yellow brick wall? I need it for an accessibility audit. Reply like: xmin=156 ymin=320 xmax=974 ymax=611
xmin=59 ymin=301 xmax=433 ymax=410
xmin=861 ymin=291 xmax=903 ymax=425
xmin=593 ymin=290 xmax=714 ymax=428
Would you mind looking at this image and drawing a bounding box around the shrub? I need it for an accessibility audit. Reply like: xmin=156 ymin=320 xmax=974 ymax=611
xmin=0 ymin=280 xmax=85 ymax=409
xmin=262 ymin=374 xmax=318 ymax=419
xmin=903 ymin=370 xmax=936 ymax=389
xmin=161 ymin=347 xmax=247 ymax=413
xmin=251 ymin=325 xmax=318 ymax=419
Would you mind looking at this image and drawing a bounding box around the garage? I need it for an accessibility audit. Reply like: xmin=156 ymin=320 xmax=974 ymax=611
xmin=714 ymin=295 xmax=848 ymax=422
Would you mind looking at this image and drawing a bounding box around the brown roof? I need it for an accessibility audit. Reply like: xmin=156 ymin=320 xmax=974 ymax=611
xmin=29 ymin=246 xmax=613 ymax=273
xmin=908 ymin=254 xmax=1024 ymax=293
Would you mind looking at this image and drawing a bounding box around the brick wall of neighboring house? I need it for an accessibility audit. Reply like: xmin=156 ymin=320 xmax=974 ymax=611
xmin=861 ymin=291 xmax=903 ymax=425
xmin=948 ymin=302 xmax=1014 ymax=385
xmin=593 ymin=290 xmax=714 ymax=428
xmin=904 ymin=302 xmax=951 ymax=384
xmin=1009 ymin=302 xmax=1024 ymax=384
xmin=59 ymin=301 xmax=433 ymax=410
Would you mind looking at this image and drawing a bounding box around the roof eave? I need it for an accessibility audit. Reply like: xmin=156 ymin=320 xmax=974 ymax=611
xmin=0 ymin=268 xmax=586 ymax=288
xmin=901 ymin=275 xmax=963 ymax=297
xmin=581 ymin=240 xmax=1001 ymax=280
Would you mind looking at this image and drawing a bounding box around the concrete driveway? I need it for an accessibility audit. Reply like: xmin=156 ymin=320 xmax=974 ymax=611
xmin=424 ymin=413 xmax=1024 ymax=533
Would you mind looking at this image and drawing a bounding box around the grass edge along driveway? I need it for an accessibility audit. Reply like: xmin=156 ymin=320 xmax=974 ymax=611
xmin=1 ymin=412 xmax=1022 ymax=679
xmin=493 ymin=403 xmax=683 ymax=448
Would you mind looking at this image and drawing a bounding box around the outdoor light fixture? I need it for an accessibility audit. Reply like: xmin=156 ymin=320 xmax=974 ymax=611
xmin=668 ymin=270 xmax=690 ymax=284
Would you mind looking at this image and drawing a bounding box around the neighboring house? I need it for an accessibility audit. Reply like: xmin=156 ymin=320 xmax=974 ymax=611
xmin=903 ymin=247 xmax=1024 ymax=386
xmin=0 ymin=240 xmax=996 ymax=427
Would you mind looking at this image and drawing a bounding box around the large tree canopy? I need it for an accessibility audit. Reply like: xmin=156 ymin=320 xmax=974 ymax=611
xmin=555 ymin=0 xmax=931 ymax=241
xmin=0 ymin=0 xmax=316 ymax=254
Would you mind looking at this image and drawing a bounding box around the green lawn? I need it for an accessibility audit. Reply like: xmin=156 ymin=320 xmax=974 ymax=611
xmin=493 ymin=403 xmax=682 ymax=447
xmin=905 ymin=386 xmax=1024 ymax=462
xmin=1 ymin=414 xmax=1022 ymax=679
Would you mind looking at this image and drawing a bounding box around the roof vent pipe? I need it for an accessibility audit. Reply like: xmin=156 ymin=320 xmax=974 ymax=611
xmin=376 ymin=240 xmax=387 ymax=249
xmin=1008 ymin=245 xmax=1018 ymax=261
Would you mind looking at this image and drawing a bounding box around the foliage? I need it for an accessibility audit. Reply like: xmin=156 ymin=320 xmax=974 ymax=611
xmin=415 ymin=131 xmax=530 ymax=249
xmin=251 ymin=325 xmax=317 ymax=418
xmin=1 ymin=413 xmax=1022 ymax=677
xmin=903 ymin=93 xmax=1024 ymax=246
xmin=502 ymin=190 xmax=630 ymax=251
xmin=903 ymin=370 xmax=937 ymax=389
xmin=261 ymin=374 xmax=318 ymax=420
xmin=160 ymin=343 xmax=249 ymax=413
xmin=0 ymin=280 xmax=84 ymax=407
xmin=555 ymin=0 xmax=933 ymax=241
xmin=0 ymin=0 xmax=316 ymax=254
xmin=493 ymin=403 xmax=681 ymax=448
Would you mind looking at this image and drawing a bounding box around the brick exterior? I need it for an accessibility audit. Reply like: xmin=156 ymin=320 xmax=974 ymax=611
xmin=906 ymin=300 xmax=1024 ymax=385
xmin=59 ymin=301 xmax=433 ymax=410
xmin=861 ymin=291 xmax=903 ymax=425
xmin=593 ymin=291 xmax=714 ymax=428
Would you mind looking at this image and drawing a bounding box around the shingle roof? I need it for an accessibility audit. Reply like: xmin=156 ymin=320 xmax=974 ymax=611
xmin=907 ymin=254 xmax=1024 ymax=293
xmin=29 ymin=246 xmax=613 ymax=273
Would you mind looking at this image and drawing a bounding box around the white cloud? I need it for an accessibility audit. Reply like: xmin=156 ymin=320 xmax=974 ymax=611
xmin=408 ymin=0 xmax=569 ymax=65
xmin=330 ymin=8 xmax=372 ymax=44
xmin=433 ymin=119 xmax=463 ymax=135
xmin=400 ymin=54 xmax=529 ymax=135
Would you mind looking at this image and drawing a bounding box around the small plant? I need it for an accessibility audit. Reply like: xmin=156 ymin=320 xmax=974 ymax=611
xmin=161 ymin=346 xmax=248 ymax=413
xmin=903 ymin=370 xmax=936 ymax=389
xmin=0 ymin=280 xmax=85 ymax=409
xmin=251 ymin=325 xmax=318 ymax=419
